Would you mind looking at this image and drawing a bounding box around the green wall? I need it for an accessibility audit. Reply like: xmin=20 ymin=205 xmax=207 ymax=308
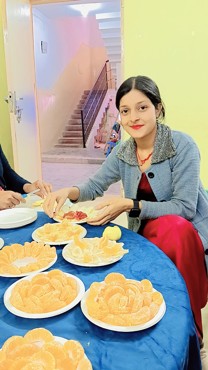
xmin=123 ymin=0 xmax=208 ymax=188
xmin=0 ymin=6 xmax=13 ymax=165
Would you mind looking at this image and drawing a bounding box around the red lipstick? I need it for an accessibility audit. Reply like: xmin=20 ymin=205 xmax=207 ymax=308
xmin=131 ymin=125 xmax=143 ymax=130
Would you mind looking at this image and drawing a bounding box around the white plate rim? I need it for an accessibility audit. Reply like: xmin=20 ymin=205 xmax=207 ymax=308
xmin=62 ymin=239 xmax=126 ymax=267
xmin=32 ymin=224 xmax=87 ymax=246
xmin=0 ymin=254 xmax=58 ymax=278
xmin=53 ymin=216 xmax=87 ymax=224
xmin=81 ymin=286 xmax=166 ymax=332
xmin=4 ymin=271 xmax=85 ymax=319
xmin=0 ymin=238 xmax=4 ymax=249
xmin=0 ymin=208 xmax=37 ymax=229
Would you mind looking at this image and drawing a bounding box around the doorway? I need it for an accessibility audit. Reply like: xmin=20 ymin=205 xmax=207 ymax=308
xmin=31 ymin=0 xmax=121 ymax=159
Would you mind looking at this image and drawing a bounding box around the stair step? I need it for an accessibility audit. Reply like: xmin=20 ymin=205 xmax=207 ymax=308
xmin=67 ymin=119 xmax=82 ymax=125
xmin=58 ymin=137 xmax=83 ymax=144
xmin=71 ymin=113 xmax=82 ymax=119
xmin=62 ymin=131 xmax=83 ymax=137
xmin=83 ymin=90 xmax=90 ymax=95
xmin=55 ymin=143 xmax=83 ymax=148
xmin=65 ymin=125 xmax=82 ymax=131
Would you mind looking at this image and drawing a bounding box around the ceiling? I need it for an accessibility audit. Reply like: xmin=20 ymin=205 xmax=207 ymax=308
xmin=33 ymin=1 xmax=120 ymax=19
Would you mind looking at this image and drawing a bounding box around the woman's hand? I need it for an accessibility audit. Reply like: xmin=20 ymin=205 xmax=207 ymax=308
xmin=23 ymin=180 xmax=52 ymax=198
xmin=43 ymin=187 xmax=80 ymax=218
xmin=87 ymin=196 xmax=133 ymax=225
xmin=0 ymin=190 xmax=25 ymax=210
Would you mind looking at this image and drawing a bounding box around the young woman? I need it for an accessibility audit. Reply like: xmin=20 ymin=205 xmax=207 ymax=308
xmin=0 ymin=144 xmax=52 ymax=210
xmin=43 ymin=75 xmax=208 ymax=342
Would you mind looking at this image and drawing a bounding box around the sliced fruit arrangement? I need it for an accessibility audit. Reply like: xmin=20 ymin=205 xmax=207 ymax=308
xmin=0 ymin=242 xmax=56 ymax=276
xmin=64 ymin=235 xmax=128 ymax=264
xmin=9 ymin=270 xmax=78 ymax=314
xmin=34 ymin=220 xmax=85 ymax=243
xmin=0 ymin=328 xmax=92 ymax=370
xmin=86 ymin=272 xmax=164 ymax=326
xmin=55 ymin=205 xmax=97 ymax=223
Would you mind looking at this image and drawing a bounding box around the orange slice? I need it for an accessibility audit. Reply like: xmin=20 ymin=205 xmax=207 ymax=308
xmin=1 ymin=336 xmax=26 ymax=356
xmin=142 ymin=292 xmax=153 ymax=306
xmin=140 ymin=279 xmax=153 ymax=292
xmin=104 ymin=272 xmax=126 ymax=285
xmin=9 ymin=292 xmax=24 ymax=310
xmin=30 ymin=350 xmax=56 ymax=368
xmin=130 ymin=306 xmax=151 ymax=325
xmin=152 ymin=291 xmax=163 ymax=305
xmin=77 ymin=357 xmax=92 ymax=370
xmin=0 ymin=351 xmax=6 ymax=362
xmin=24 ymin=328 xmax=54 ymax=348
xmin=149 ymin=302 xmax=160 ymax=318
xmin=1 ymin=359 xmax=18 ymax=370
xmin=56 ymin=357 xmax=76 ymax=370
xmin=8 ymin=344 xmax=39 ymax=359
xmin=63 ymin=340 xmax=84 ymax=365
xmin=43 ymin=342 xmax=66 ymax=364
xmin=31 ymin=275 xmax=50 ymax=285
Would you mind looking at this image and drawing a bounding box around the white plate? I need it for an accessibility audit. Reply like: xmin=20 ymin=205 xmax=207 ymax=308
xmin=81 ymin=288 xmax=166 ymax=332
xmin=32 ymin=224 xmax=87 ymax=246
xmin=0 ymin=254 xmax=58 ymax=278
xmin=4 ymin=272 xmax=85 ymax=319
xmin=54 ymin=205 xmax=98 ymax=224
xmin=62 ymin=240 xmax=125 ymax=267
xmin=0 ymin=238 xmax=4 ymax=249
xmin=0 ymin=208 xmax=37 ymax=229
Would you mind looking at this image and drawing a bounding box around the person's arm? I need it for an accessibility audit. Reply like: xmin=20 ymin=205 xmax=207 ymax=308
xmin=0 ymin=191 xmax=24 ymax=210
xmin=0 ymin=145 xmax=28 ymax=193
xmin=0 ymin=146 xmax=52 ymax=197
xmin=43 ymin=147 xmax=121 ymax=218
xmin=23 ymin=180 xmax=52 ymax=198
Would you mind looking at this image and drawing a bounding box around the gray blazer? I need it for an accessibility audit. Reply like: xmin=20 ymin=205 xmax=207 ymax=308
xmin=78 ymin=123 xmax=208 ymax=267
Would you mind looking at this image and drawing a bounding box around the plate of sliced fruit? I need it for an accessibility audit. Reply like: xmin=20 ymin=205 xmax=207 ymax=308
xmin=0 ymin=328 xmax=92 ymax=369
xmin=4 ymin=269 xmax=85 ymax=319
xmin=54 ymin=204 xmax=98 ymax=224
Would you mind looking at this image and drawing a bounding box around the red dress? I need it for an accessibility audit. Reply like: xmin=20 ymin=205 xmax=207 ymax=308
xmin=138 ymin=173 xmax=208 ymax=338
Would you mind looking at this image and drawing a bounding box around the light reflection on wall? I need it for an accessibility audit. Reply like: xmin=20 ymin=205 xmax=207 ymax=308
xmin=39 ymin=94 xmax=56 ymax=113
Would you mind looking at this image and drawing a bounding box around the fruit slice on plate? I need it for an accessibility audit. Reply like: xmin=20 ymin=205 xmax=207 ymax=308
xmin=32 ymin=220 xmax=87 ymax=245
xmin=0 ymin=241 xmax=57 ymax=277
xmin=4 ymin=270 xmax=85 ymax=319
xmin=54 ymin=205 xmax=98 ymax=223
xmin=0 ymin=328 xmax=92 ymax=369
xmin=62 ymin=235 xmax=128 ymax=267
xmin=81 ymin=272 xmax=166 ymax=332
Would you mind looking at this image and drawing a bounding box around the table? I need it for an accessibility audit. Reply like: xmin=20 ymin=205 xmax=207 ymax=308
xmin=0 ymin=212 xmax=201 ymax=370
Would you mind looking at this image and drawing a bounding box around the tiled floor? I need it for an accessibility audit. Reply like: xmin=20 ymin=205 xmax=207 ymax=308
xmin=42 ymin=158 xmax=208 ymax=362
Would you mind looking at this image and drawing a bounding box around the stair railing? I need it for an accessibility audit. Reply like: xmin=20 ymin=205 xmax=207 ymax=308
xmin=81 ymin=61 xmax=108 ymax=147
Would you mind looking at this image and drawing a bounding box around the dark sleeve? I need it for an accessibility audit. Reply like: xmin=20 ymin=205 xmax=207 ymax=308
xmin=0 ymin=145 xmax=29 ymax=193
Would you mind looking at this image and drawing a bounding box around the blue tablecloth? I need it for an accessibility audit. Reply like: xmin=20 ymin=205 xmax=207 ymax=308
xmin=0 ymin=212 xmax=201 ymax=370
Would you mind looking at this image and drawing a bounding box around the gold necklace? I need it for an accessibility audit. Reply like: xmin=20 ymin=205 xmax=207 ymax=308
xmin=137 ymin=151 xmax=153 ymax=166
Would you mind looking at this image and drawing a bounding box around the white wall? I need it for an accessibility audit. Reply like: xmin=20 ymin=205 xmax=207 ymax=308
xmin=32 ymin=9 xmax=108 ymax=152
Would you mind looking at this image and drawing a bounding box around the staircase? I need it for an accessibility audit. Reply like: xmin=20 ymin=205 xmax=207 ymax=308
xmin=96 ymin=11 xmax=121 ymax=87
xmin=55 ymin=91 xmax=90 ymax=148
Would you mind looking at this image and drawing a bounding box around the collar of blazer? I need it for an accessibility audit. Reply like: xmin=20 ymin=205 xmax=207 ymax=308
xmin=116 ymin=123 xmax=177 ymax=165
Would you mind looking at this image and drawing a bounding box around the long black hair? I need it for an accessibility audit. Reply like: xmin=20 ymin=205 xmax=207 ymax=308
xmin=116 ymin=76 xmax=165 ymax=120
